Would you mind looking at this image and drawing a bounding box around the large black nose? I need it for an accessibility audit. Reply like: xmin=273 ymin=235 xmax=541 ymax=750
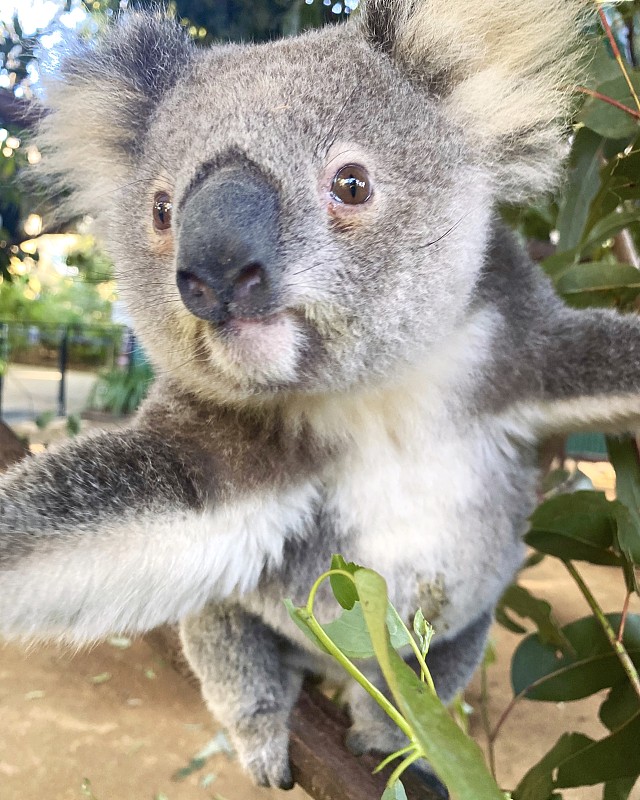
xmin=176 ymin=165 xmax=280 ymax=325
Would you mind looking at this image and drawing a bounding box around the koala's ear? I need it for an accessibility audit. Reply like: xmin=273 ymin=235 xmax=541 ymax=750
xmin=359 ymin=0 xmax=592 ymax=201
xmin=35 ymin=11 xmax=194 ymax=217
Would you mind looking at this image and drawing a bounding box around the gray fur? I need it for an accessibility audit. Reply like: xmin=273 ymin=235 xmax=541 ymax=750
xmin=1 ymin=2 xmax=636 ymax=790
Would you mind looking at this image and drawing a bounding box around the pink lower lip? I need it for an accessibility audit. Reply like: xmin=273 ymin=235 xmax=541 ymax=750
xmin=220 ymin=313 xmax=283 ymax=334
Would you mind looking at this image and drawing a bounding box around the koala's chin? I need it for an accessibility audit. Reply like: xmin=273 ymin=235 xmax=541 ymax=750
xmin=205 ymin=311 xmax=304 ymax=390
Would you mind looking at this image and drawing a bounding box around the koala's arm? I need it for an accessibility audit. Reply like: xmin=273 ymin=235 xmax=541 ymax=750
xmin=0 ymin=425 xmax=240 ymax=644
xmin=509 ymin=305 xmax=640 ymax=435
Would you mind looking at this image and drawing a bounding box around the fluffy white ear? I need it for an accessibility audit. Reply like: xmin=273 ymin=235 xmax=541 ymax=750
xmin=359 ymin=0 xmax=592 ymax=200
xmin=34 ymin=12 xmax=194 ymax=219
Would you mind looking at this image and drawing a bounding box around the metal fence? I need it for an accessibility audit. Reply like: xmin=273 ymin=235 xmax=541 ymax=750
xmin=0 ymin=320 xmax=128 ymax=420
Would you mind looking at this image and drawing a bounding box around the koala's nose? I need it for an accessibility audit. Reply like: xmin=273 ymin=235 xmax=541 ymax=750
xmin=176 ymin=165 xmax=280 ymax=325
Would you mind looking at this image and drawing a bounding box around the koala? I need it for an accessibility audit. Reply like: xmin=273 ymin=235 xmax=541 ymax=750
xmin=0 ymin=0 xmax=631 ymax=792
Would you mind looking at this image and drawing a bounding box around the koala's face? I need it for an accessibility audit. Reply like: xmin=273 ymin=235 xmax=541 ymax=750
xmin=42 ymin=3 xmax=582 ymax=403
xmin=103 ymin=25 xmax=492 ymax=402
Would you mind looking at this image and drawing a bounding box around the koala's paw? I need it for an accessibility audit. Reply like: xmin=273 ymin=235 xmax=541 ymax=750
xmin=346 ymin=726 xmax=449 ymax=800
xmin=346 ymin=720 xmax=408 ymax=757
xmin=232 ymin=715 xmax=294 ymax=790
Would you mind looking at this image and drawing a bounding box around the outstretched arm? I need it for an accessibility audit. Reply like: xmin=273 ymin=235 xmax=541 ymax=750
xmin=508 ymin=306 xmax=640 ymax=436
xmin=0 ymin=425 xmax=278 ymax=644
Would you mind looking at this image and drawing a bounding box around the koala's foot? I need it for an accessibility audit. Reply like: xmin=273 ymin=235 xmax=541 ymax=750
xmin=231 ymin=712 xmax=294 ymax=790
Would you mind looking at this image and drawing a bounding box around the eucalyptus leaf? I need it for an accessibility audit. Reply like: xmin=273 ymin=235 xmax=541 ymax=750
xmin=556 ymin=128 xmax=604 ymax=251
xmin=322 ymin=601 xmax=413 ymax=659
xmin=606 ymin=437 xmax=640 ymax=564
xmin=499 ymin=584 xmax=571 ymax=651
xmin=526 ymin=491 xmax=623 ymax=566
xmin=600 ymin=682 xmax=640 ymax=732
xmin=330 ymin=554 xmax=361 ymax=610
xmin=556 ymin=711 xmax=640 ymax=787
xmin=579 ymin=208 xmax=640 ymax=258
xmin=512 ymin=733 xmax=594 ymax=800
xmin=554 ymin=262 xmax=640 ymax=310
xmin=354 ymin=570 xmax=504 ymax=800
xmin=579 ymin=74 xmax=640 ymax=140
xmin=511 ymin=614 xmax=640 ymax=701
xmin=381 ymin=781 xmax=408 ymax=800
xmin=603 ymin=776 xmax=638 ymax=800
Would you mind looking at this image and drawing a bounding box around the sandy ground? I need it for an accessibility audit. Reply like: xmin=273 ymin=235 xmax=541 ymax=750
xmin=0 ymin=443 xmax=638 ymax=799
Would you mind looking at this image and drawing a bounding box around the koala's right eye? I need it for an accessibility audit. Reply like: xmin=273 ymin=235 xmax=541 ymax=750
xmin=153 ymin=191 xmax=173 ymax=231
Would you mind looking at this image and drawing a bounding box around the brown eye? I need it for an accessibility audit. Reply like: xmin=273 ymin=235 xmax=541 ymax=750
xmin=330 ymin=164 xmax=372 ymax=205
xmin=153 ymin=191 xmax=173 ymax=231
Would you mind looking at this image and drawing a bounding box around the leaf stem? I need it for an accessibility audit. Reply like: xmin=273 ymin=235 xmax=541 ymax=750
xmin=387 ymin=752 xmax=422 ymax=788
xmin=304 ymin=571 xmax=415 ymax=740
xmin=618 ymin=590 xmax=632 ymax=644
xmin=576 ymin=86 xmax=640 ymax=120
xmin=597 ymin=5 xmax=640 ymax=114
xmin=564 ymin=560 xmax=640 ymax=700
xmin=398 ymin=618 xmax=437 ymax=695
xmin=374 ymin=744 xmax=418 ymax=775
xmin=480 ymin=659 xmax=497 ymax=780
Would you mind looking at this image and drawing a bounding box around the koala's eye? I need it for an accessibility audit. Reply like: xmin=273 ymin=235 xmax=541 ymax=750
xmin=153 ymin=191 xmax=173 ymax=231
xmin=330 ymin=164 xmax=372 ymax=205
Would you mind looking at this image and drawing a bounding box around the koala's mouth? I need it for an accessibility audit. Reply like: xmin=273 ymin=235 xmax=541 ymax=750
xmin=205 ymin=310 xmax=302 ymax=381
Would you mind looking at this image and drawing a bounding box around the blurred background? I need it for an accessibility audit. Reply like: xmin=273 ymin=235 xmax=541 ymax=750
xmin=0 ymin=0 xmax=355 ymax=447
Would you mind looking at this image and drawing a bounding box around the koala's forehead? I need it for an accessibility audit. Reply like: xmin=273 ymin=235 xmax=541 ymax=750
xmin=146 ymin=26 xmax=452 ymax=172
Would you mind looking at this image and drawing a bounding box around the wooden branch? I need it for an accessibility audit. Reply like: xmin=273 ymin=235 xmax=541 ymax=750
xmin=146 ymin=625 xmax=444 ymax=800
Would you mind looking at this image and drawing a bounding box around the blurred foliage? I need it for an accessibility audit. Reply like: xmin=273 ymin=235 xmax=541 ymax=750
xmin=87 ymin=361 xmax=154 ymax=415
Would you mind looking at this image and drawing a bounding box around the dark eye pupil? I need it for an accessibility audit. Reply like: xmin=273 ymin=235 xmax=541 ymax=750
xmin=153 ymin=193 xmax=173 ymax=230
xmin=331 ymin=165 xmax=371 ymax=205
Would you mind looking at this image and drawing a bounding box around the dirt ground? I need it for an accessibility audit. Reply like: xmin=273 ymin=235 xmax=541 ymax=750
xmin=1 ymin=454 xmax=639 ymax=800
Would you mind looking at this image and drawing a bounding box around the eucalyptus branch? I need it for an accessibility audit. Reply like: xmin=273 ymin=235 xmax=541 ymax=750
xmin=564 ymin=561 xmax=640 ymax=700
xmin=387 ymin=751 xmax=422 ymax=788
xmin=597 ymin=4 xmax=640 ymax=114
xmin=304 ymin=570 xmax=415 ymax=740
xmin=577 ymin=86 xmax=640 ymax=120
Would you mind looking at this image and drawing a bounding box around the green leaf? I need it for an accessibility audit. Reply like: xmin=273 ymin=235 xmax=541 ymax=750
xmin=330 ymin=554 xmax=361 ymax=610
xmin=354 ymin=570 xmax=504 ymax=800
xmin=556 ymin=710 xmax=640 ymax=787
xmin=526 ymin=491 xmax=623 ymax=566
xmin=413 ymin=608 xmax=434 ymax=656
xmin=525 ymin=530 xmax=623 ymax=566
xmin=286 ymin=596 xmax=411 ymax=660
xmin=607 ymin=437 xmax=640 ymax=564
xmin=603 ymin=776 xmax=638 ymax=800
xmin=512 ymin=733 xmax=594 ymax=800
xmin=556 ymin=128 xmax=604 ymax=251
xmin=499 ymin=584 xmax=571 ymax=651
xmin=495 ymin=606 xmax=527 ymax=635
xmin=284 ymin=599 xmax=330 ymax=654
xmin=381 ymin=781 xmax=408 ymax=800
xmin=554 ymin=262 xmax=640 ymax=310
xmin=511 ymin=614 xmax=640 ymax=701
xmin=579 ymin=74 xmax=640 ymax=140
xmin=600 ymin=682 xmax=640 ymax=732
xmin=542 ymin=248 xmax=579 ymax=280
xmin=579 ymin=208 xmax=640 ymax=258
xmin=321 ymin=602 xmax=378 ymax=659
xmin=529 ymin=492 xmax=616 ymax=547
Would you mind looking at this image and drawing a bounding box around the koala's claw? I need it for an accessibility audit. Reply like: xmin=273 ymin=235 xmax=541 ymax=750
xmin=233 ymin=718 xmax=294 ymax=790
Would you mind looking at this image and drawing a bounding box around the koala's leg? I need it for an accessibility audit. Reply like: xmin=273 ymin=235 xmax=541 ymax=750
xmin=180 ymin=603 xmax=303 ymax=790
